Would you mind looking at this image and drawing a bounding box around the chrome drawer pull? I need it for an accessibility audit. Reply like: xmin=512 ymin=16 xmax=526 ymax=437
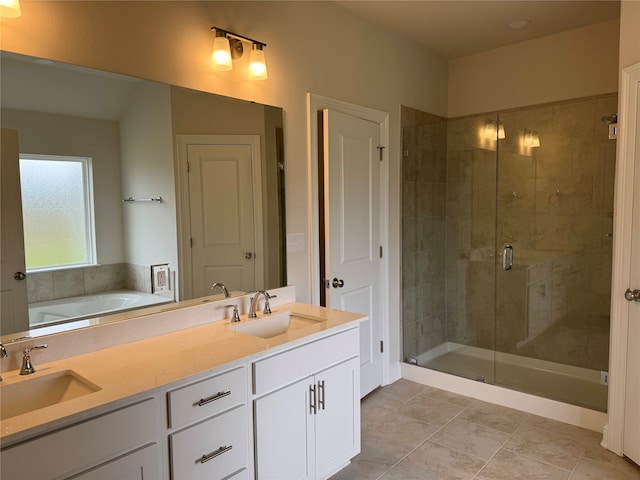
xmin=199 ymin=445 xmax=233 ymax=464
xmin=196 ymin=390 xmax=231 ymax=406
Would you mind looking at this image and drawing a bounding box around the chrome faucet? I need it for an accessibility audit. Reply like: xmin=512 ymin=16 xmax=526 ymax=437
xmin=20 ymin=344 xmax=48 ymax=375
xmin=211 ymin=282 xmax=230 ymax=298
xmin=248 ymin=290 xmax=277 ymax=318
xmin=0 ymin=343 xmax=7 ymax=382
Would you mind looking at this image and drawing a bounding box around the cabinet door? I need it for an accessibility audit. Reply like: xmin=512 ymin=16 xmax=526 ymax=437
xmin=254 ymin=377 xmax=314 ymax=480
xmin=70 ymin=443 xmax=160 ymax=480
xmin=315 ymin=358 xmax=360 ymax=479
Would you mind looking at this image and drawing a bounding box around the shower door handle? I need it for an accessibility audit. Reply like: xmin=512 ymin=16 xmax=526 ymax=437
xmin=502 ymin=245 xmax=513 ymax=271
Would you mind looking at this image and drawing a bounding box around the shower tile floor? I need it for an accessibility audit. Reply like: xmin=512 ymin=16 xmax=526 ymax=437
xmin=330 ymin=379 xmax=640 ymax=480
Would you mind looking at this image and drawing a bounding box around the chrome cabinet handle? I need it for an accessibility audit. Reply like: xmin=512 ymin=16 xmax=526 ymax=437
xmin=332 ymin=278 xmax=344 ymax=288
xmin=196 ymin=390 xmax=231 ymax=407
xmin=318 ymin=380 xmax=325 ymax=410
xmin=310 ymin=384 xmax=317 ymax=414
xmin=502 ymin=245 xmax=513 ymax=271
xmin=199 ymin=445 xmax=233 ymax=464
xmin=624 ymin=289 xmax=640 ymax=302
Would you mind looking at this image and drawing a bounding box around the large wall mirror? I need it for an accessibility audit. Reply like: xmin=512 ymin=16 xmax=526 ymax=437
xmin=0 ymin=51 xmax=286 ymax=339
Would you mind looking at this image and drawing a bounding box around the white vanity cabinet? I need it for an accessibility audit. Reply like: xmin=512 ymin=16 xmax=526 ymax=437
xmin=0 ymin=398 xmax=161 ymax=480
xmin=252 ymin=327 xmax=361 ymax=480
xmin=165 ymin=365 xmax=250 ymax=480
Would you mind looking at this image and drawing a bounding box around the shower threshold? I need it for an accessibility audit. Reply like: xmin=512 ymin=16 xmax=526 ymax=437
xmin=415 ymin=342 xmax=607 ymax=412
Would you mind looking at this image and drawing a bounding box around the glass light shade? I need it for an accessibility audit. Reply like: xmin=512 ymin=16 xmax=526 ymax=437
xmin=248 ymin=45 xmax=268 ymax=80
xmin=0 ymin=0 xmax=21 ymax=17
xmin=524 ymin=130 xmax=533 ymax=147
xmin=531 ymin=132 xmax=540 ymax=147
xmin=212 ymin=35 xmax=232 ymax=71
xmin=497 ymin=122 xmax=506 ymax=139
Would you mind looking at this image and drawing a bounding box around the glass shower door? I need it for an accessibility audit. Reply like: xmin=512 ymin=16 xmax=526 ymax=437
xmin=493 ymin=96 xmax=616 ymax=412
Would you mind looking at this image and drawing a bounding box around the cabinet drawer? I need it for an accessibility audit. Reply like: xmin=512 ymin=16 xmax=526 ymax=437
xmin=1 ymin=398 xmax=158 ymax=480
xmin=253 ymin=327 xmax=359 ymax=395
xmin=170 ymin=405 xmax=249 ymax=480
xmin=167 ymin=366 xmax=246 ymax=429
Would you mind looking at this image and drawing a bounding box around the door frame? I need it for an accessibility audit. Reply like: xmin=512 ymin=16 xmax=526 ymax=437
xmin=307 ymin=93 xmax=391 ymax=386
xmin=175 ymin=134 xmax=263 ymax=300
xmin=603 ymin=61 xmax=640 ymax=455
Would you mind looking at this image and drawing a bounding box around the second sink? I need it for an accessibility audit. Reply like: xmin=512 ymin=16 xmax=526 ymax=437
xmin=0 ymin=370 xmax=101 ymax=420
xmin=229 ymin=311 xmax=324 ymax=339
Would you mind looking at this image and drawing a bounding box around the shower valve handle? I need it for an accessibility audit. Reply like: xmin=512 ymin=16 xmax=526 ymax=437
xmin=624 ymin=289 xmax=640 ymax=302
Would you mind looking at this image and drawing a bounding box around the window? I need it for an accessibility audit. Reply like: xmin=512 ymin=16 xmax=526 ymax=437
xmin=19 ymin=154 xmax=96 ymax=270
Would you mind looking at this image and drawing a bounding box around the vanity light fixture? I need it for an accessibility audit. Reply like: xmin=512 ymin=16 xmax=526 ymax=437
xmin=0 ymin=0 xmax=21 ymax=17
xmin=211 ymin=26 xmax=268 ymax=80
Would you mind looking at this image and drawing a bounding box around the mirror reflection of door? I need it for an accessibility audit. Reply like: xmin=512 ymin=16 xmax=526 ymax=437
xmin=180 ymin=135 xmax=263 ymax=298
xmin=0 ymin=129 xmax=29 ymax=333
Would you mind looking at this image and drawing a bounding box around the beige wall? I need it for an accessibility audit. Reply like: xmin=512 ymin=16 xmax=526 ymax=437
xmin=120 ymin=82 xmax=177 ymax=276
xmin=448 ymin=20 xmax=620 ymax=117
xmin=619 ymin=1 xmax=640 ymax=70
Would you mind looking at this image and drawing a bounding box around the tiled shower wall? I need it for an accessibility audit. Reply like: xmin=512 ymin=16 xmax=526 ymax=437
xmin=401 ymin=108 xmax=448 ymax=361
xmin=26 ymin=263 xmax=156 ymax=303
xmin=402 ymin=93 xmax=616 ymax=372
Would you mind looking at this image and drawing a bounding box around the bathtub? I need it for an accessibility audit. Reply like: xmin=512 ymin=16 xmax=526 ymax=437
xmin=28 ymin=290 xmax=173 ymax=327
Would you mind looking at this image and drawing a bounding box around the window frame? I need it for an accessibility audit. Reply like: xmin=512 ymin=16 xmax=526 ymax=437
xmin=19 ymin=153 xmax=97 ymax=272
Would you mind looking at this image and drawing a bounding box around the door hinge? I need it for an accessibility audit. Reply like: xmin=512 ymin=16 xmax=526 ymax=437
xmin=190 ymin=238 xmax=193 ymax=248
xmin=403 ymin=148 xmax=409 ymax=157
xmin=187 ymin=161 xmax=190 ymax=173
xmin=380 ymin=340 xmax=384 ymax=353
xmin=379 ymin=246 xmax=383 ymax=258
xmin=377 ymin=146 xmax=385 ymax=161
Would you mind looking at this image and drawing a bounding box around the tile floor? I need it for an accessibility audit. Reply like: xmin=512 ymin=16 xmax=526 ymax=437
xmin=330 ymin=379 xmax=640 ymax=480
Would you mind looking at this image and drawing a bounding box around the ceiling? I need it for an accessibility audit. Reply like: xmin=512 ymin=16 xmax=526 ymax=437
xmin=333 ymin=1 xmax=621 ymax=59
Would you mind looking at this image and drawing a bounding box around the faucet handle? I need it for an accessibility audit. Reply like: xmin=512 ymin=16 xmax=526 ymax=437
xmin=263 ymin=294 xmax=277 ymax=314
xmin=20 ymin=344 xmax=48 ymax=375
xmin=225 ymin=304 xmax=241 ymax=323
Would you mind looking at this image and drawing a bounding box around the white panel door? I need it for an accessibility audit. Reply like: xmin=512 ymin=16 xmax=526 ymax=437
xmin=623 ymin=79 xmax=640 ymax=466
xmin=0 ymin=129 xmax=29 ymax=334
xmin=187 ymin=140 xmax=262 ymax=297
xmin=323 ymin=109 xmax=383 ymax=397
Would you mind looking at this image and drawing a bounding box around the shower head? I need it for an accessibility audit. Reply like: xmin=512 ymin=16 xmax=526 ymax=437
xmin=601 ymin=114 xmax=618 ymax=125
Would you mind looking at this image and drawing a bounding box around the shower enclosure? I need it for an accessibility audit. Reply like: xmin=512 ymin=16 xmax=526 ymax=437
xmin=401 ymin=94 xmax=617 ymax=412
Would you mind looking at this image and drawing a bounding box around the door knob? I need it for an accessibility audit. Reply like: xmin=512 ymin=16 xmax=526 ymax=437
xmin=624 ymin=289 xmax=640 ymax=302
xmin=332 ymin=278 xmax=344 ymax=288
xmin=14 ymin=272 xmax=26 ymax=281
xmin=244 ymin=252 xmax=253 ymax=259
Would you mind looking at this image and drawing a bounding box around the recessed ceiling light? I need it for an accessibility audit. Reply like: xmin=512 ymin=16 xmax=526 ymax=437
xmin=509 ymin=19 xmax=532 ymax=30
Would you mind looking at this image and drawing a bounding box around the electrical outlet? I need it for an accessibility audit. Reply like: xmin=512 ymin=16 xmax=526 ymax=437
xmin=600 ymin=371 xmax=609 ymax=386
xmin=286 ymin=233 xmax=305 ymax=253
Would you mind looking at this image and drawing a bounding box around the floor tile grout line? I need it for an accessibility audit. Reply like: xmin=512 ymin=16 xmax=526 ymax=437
xmin=500 ymin=445 xmax=576 ymax=474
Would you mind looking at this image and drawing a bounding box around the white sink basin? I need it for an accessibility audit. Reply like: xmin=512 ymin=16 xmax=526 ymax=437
xmin=229 ymin=311 xmax=325 ymax=339
xmin=0 ymin=370 xmax=101 ymax=420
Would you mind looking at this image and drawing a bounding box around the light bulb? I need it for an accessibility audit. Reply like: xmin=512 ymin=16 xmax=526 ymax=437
xmin=212 ymin=33 xmax=232 ymax=71
xmin=0 ymin=0 xmax=21 ymax=17
xmin=248 ymin=44 xmax=268 ymax=80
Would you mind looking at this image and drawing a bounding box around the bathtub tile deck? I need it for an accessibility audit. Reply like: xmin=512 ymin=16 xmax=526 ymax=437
xmin=330 ymin=379 xmax=640 ymax=480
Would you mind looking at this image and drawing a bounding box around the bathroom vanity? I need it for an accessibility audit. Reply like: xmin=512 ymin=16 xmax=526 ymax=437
xmin=0 ymin=287 xmax=364 ymax=479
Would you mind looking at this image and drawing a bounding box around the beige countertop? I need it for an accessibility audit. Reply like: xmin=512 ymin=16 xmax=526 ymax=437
xmin=0 ymin=301 xmax=364 ymax=447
